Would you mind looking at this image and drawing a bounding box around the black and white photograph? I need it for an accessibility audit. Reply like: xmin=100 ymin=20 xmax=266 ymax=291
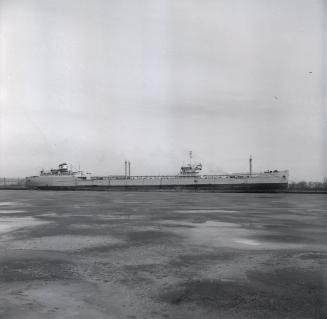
xmin=0 ymin=0 xmax=326 ymax=318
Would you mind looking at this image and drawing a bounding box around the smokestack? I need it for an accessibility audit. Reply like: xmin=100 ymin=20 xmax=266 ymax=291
xmin=124 ymin=160 xmax=127 ymax=179
xmin=249 ymin=155 xmax=252 ymax=176
xmin=128 ymin=161 xmax=131 ymax=178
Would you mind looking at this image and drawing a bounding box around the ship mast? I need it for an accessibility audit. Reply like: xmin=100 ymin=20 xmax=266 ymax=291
xmin=189 ymin=151 xmax=192 ymax=165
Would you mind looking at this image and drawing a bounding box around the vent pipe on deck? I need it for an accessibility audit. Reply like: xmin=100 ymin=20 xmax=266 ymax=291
xmin=128 ymin=161 xmax=131 ymax=178
xmin=249 ymin=155 xmax=252 ymax=176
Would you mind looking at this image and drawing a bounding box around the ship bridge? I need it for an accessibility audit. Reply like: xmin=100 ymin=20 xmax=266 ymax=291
xmin=179 ymin=151 xmax=202 ymax=176
xmin=179 ymin=163 xmax=202 ymax=176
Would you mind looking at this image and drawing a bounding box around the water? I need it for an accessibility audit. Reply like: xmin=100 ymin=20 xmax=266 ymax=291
xmin=0 ymin=190 xmax=326 ymax=319
xmin=0 ymin=190 xmax=326 ymax=252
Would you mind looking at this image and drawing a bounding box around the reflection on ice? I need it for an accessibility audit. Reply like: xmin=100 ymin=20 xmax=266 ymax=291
xmin=175 ymin=209 xmax=240 ymax=213
xmin=0 ymin=217 xmax=47 ymax=235
xmin=234 ymin=239 xmax=261 ymax=246
xmin=0 ymin=202 xmax=21 ymax=206
xmin=159 ymin=220 xmax=238 ymax=228
xmin=0 ymin=210 xmax=27 ymax=214
xmin=162 ymin=218 xmax=305 ymax=250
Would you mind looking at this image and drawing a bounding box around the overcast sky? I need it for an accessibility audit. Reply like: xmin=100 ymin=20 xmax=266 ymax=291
xmin=0 ymin=0 xmax=326 ymax=181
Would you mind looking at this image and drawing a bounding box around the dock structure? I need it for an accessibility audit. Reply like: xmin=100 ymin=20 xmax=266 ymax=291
xmin=0 ymin=178 xmax=27 ymax=189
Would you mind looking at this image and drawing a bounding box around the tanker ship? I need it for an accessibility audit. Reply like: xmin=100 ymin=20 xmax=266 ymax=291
xmin=26 ymin=153 xmax=289 ymax=192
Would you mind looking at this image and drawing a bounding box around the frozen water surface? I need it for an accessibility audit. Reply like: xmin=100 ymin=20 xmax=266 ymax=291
xmin=0 ymin=191 xmax=325 ymax=319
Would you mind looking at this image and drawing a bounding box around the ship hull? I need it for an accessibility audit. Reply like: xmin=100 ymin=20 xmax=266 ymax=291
xmin=26 ymin=172 xmax=289 ymax=193
xmin=29 ymin=183 xmax=288 ymax=192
